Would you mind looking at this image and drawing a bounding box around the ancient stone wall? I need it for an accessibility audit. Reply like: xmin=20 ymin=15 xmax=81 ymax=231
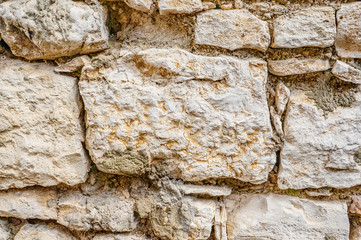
xmin=0 ymin=0 xmax=361 ymax=239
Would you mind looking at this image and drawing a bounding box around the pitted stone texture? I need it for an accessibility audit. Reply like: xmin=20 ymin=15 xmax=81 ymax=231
xmin=225 ymin=194 xmax=349 ymax=240
xmin=79 ymin=48 xmax=276 ymax=184
xmin=151 ymin=196 xmax=217 ymax=240
xmin=332 ymin=60 xmax=361 ymax=84
xmin=272 ymin=7 xmax=336 ymax=48
xmin=0 ymin=188 xmax=57 ymax=220
xmin=57 ymin=191 xmax=136 ymax=232
xmin=124 ymin=0 xmax=153 ymax=12
xmin=0 ymin=0 xmax=108 ymax=60
xmin=195 ymin=10 xmax=270 ymax=52
xmin=158 ymin=0 xmax=202 ymax=14
xmin=350 ymin=196 xmax=361 ymax=215
xmin=93 ymin=234 xmax=149 ymax=240
xmin=268 ymin=58 xmax=330 ymax=76
xmin=278 ymin=89 xmax=361 ymax=189
xmin=335 ymin=3 xmax=361 ymax=58
xmin=0 ymin=60 xmax=89 ymax=189
xmin=14 ymin=223 xmax=77 ymax=240
xmin=0 ymin=219 xmax=10 ymax=240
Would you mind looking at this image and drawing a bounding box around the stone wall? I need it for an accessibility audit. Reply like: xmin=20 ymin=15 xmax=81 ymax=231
xmin=0 ymin=0 xmax=361 ymax=239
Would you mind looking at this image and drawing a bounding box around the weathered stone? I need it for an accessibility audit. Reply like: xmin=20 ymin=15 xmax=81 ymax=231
xmin=272 ymin=7 xmax=336 ymax=48
xmin=214 ymin=203 xmax=227 ymax=240
xmin=270 ymin=106 xmax=283 ymax=139
xmin=332 ymin=60 xmax=361 ymax=84
xmin=350 ymin=196 xmax=361 ymax=215
xmin=0 ymin=0 xmax=108 ymax=60
xmin=57 ymin=191 xmax=136 ymax=232
xmin=350 ymin=226 xmax=361 ymax=240
xmin=278 ymin=89 xmax=361 ymax=189
xmin=275 ymin=81 xmax=290 ymax=115
xmin=225 ymin=194 xmax=349 ymax=240
xmin=0 ymin=59 xmax=89 ymax=189
xmin=124 ymin=0 xmax=153 ymax=12
xmin=79 ymin=48 xmax=276 ymax=184
xmin=179 ymin=184 xmax=231 ymax=197
xmin=55 ymin=55 xmax=91 ymax=73
xmin=158 ymin=0 xmax=202 ymax=14
xmin=0 ymin=188 xmax=57 ymax=220
xmin=0 ymin=219 xmax=10 ymax=240
xmin=335 ymin=3 xmax=361 ymax=58
xmin=14 ymin=223 xmax=77 ymax=240
xmin=201 ymin=2 xmax=216 ymax=10
xmin=93 ymin=234 xmax=148 ymax=240
xmin=151 ymin=195 xmax=217 ymax=240
xmin=268 ymin=58 xmax=330 ymax=76
xmin=195 ymin=10 xmax=270 ymax=52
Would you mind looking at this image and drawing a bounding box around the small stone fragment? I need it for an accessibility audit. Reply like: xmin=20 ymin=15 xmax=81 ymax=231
xmin=226 ymin=194 xmax=349 ymax=240
xmin=272 ymin=7 xmax=336 ymax=48
xmin=0 ymin=59 xmax=89 ymax=189
xmin=0 ymin=219 xmax=10 ymax=240
xmin=335 ymin=3 xmax=361 ymax=58
xmin=214 ymin=203 xmax=227 ymax=240
xmin=0 ymin=188 xmax=57 ymax=220
xmin=332 ymin=60 xmax=361 ymax=84
xmin=278 ymin=89 xmax=361 ymax=189
xmin=270 ymin=106 xmax=283 ymax=139
xmin=195 ymin=10 xmax=270 ymax=52
xmin=305 ymin=189 xmax=332 ymax=197
xmin=57 ymin=191 xmax=136 ymax=232
xmin=201 ymin=2 xmax=216 ymax=10
xmin=268 ymin=58 xmax=330 ymax=76
xmin=93 ymin=234 xmax=149 ymax=240
xmin=124 ymin=0 xmax=153 ymax=12
xmin=55 ymin=55 xmax=91 ymax=73
xmin=0 ymin=0 xmax=108 ymax=60
xmin=14 ymin=223 xmax=77 ymax=240
xmin=275 ymin=81 xmax=290 ymax=115
xmin=350 ymin=226 xmax=361 ymax=240
xmin=158 ymin=0 xmax=203 ymax=14
xmin=234 ymin=0 xmax=243 ymax=9
xmin=350 ymin=196 xmax=361 ymax=215
xmin=151 ymin=196 xmax=216 ymax=240
xmin=179 ymin=184 xmax=232 ymax=197
xmin=220 ymin=3 xmax=233 ymax=10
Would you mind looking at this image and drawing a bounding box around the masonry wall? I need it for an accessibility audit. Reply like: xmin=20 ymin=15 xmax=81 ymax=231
xmin=0 ymin=0 xmax=361 ymax=239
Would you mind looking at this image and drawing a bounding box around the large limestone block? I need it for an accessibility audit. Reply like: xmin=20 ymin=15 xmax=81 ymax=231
xmin=332 ymin=60 xmax=361 ymax=84
xmin=195 ymin=10 xmax=270 ymax=52
xmin=14 ymin=223 xmax=77 ymax=240
xmin=0 ymin=188 xmax=57 ymax=220
xmin=278 ymin=89 xmax=361 ymax=189
xmin=0 ymin=220 xmax=10 ymax=240
xmin=57 ymin=191 xmax=136 ymax=232
xmin=272 ymin=7 xmax=336 ymax=48
xmin=268 ymin=58 xmax=330 ymax=76
xmin=0 ymin=59 xmax=89 ymax=189
xmin=158 ymin=0 xmax=202 ymax=14
xmin=335 ymin=3 xmax=361 ymax=58
xmin=79 ymin=48 xmax=276 ymax=184
xmin=0 ymin=0 xmax=108 ymax=60
xmin=225 ymin=194 xmax=349 ymax=240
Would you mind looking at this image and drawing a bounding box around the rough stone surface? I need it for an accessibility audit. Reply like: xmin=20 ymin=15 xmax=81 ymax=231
xmin=0 ymin=219 xmax=10 ymax=240
xmin=79 ymin=48 xmax=276 ymax=184
xmin=57 ymin=191 xmax=136 ymax=232
xmin=278 ymin=89 xmax=361 ymax=189
xmin=0 ymin=0 xmax=108 ymax=60
xmin=124 ymin=0 xmax=153 ymax=12
xmin=14 ymin=223 xmax=77 ymax=240
xmin=0 ymin=188 xmax=57 ymax=220
xmin=335 ymin=2 xmax=361 ymax=58
xmin=268 ymin=58 xmax=330 ymax=76
xmin=225 ymin=194 xmax=350 ymax=240
xmin=275 ymin=81 xmax=290 ymax=115
xmin=158 ymin=0 xmax=202 ymax=14
xmin=350 ymin=196 xmax=361 ymax=215
xmin=0 ymin=59 xmax=89 ymax=189
xmin=179 ymin=184 xmax=232 ymax=197
xmin=195 ymin=10 xmax=270 ymax=51
xmin=272 ymin=7 xmax=336 ymax=48
xmin=93 ymin=234 xmax=148 ymax=240
xmin=350 ymin=226 xmax=361 ymax=240
xmin=332 ymin=60 xmax=361 ymax=84
xmin=55 ymin=55 xmax=91 ymax=73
